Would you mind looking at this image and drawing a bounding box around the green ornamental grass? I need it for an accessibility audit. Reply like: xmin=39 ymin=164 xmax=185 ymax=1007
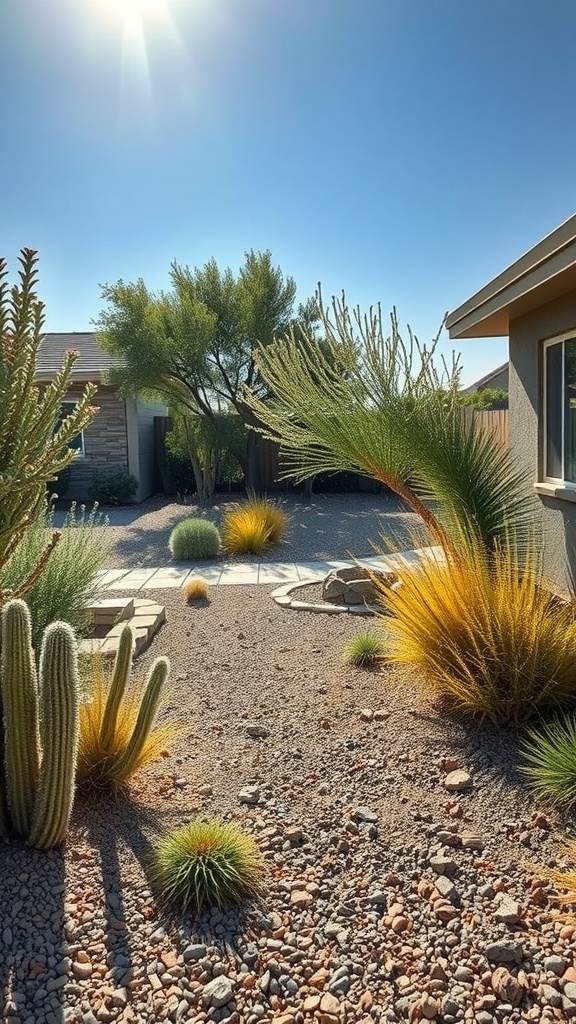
xmin=521 ymin=715 xmax=576 ymax=808
xmin=150 ymin=818 xmax=266 ymax=913
xmin=169 ymin=518 xmax=221 ymax=560
xmin=343 ymin=632 xmax=387 ymax=667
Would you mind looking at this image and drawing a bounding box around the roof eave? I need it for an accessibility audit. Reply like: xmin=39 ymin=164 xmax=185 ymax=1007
xmin=447 ymin=212 xmax=576 ymax=340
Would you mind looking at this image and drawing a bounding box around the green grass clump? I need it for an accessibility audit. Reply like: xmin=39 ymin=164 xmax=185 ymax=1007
xmin=521 ymin=715 xmax=576 ymax=808
xmin=150 ymin=818 xmax=266 ymax=913
xmin=344 ymin=632 xmax=387 ymax=667
xmin=222 ymin=497 xmax=290 ymax=556
xmin=169 ymin=519 xmax=221 ymax=560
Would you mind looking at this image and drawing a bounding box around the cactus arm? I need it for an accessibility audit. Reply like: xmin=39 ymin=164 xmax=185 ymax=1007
xmin=100 ymin=623 xmax=134 ymax=754
xmin=1 ymin=599 xmax=39 ymax=835
xmin=111 ymin=657 xmax=170 ymax=784
xmin=29 ymin=621 xmax=79 ymax=850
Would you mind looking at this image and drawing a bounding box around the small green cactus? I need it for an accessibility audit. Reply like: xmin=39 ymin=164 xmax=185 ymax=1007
xmin=29 ymin=621 xmax=80 ymax=850
xmin=100 ymin=623 xmax=134 ymax=754
xmin=111 ymin=657 xmax=170 ymax=782
xmin=1 ymin=600 xmax=39 ymax=835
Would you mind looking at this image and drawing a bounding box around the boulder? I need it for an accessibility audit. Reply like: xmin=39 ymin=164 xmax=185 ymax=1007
xmin=322 ymin=566 xmax=399 ymax=605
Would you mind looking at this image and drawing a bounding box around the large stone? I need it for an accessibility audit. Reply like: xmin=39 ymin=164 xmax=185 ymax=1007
xmin=491 ymin=967 xmax=524 ymax=1007
xmin=322 ymin=567 xmax=398 ymax=606
xmin=202 ymin=976 xmax=233 ymax=1008
xmin=484 ymin=940 xmax=523 ymax=965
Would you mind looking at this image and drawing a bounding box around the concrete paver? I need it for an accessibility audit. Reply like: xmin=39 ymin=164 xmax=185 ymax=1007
xmin=96 ymin=547 xmax=440 ymax=591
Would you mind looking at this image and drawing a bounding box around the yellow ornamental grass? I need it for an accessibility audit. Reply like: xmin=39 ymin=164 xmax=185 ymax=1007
xmin=78 ymin=652 xmax=179 ymax=791
xmin=372 ymin=538 xmax=576 ymax=724
xmin=222 ymin=497 xmax=290 ymax=556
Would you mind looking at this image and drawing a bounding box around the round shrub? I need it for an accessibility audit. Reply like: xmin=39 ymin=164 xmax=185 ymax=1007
xmin=150 ymin=818 xmax=266 ymax=912
xmin=169 ymin=518 xmax=221 ymax=560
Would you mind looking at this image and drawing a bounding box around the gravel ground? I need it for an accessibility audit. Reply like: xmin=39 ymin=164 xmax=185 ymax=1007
xmin=90 ymin=493 xmax=423 ymax=569
xmin=2 ymin=585 xmax=576 ymax=1023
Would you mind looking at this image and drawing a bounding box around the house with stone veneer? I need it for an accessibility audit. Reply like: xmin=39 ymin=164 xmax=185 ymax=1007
xmin=39 ymin=332 xmax=166 ymax=503
xmin=447 ymin=213 xmax=576 ymax=594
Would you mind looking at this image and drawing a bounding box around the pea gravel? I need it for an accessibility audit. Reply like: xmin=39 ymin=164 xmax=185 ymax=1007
xmin=1 ymin=584 xmax=575 ymax=1023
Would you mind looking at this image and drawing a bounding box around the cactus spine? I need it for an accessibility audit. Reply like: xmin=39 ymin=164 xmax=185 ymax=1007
xmin=111 ymin=657 xmax=170 ymax=783
xmin=1 ymin=600 xmax=40 ymax=835
xmin=29 ymin=622 xmax=79 ymax=850
xmin=100 ymin=624 xmax=134 ymax=754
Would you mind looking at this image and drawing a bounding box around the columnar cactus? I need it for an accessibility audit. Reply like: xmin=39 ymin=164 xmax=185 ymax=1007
xmin=100 ymin=623 xmax=134 ymax=754
xmin=111 ymin=657 xmax=170 ymax=782
xmin=1 ymin=600 xmax=39 ymax=835
xmin=29 ymin=622 xmax=79 ymax=850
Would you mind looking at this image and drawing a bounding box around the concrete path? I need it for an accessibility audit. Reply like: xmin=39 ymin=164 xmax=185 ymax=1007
xmin=96 ymin=547 xmax=439 ymax=592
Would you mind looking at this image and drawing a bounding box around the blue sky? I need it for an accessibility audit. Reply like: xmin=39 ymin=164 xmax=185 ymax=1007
xmin=1 ymin=0 xmax=575 ymax=386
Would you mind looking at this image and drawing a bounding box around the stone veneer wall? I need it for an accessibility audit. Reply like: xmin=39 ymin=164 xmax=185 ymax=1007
xmin=62 ymin=385 xmax=129 ymax=500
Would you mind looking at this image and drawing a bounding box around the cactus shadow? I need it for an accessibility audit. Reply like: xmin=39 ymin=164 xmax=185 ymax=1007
xmin=78 ymin=793 xmax=161 ymax=995
xmin=0 ymin=837 xmax=67 ymax=1023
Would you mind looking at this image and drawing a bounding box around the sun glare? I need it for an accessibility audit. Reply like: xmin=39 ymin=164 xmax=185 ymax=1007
xmin=99 ymin=0 xmax=170 ymax=25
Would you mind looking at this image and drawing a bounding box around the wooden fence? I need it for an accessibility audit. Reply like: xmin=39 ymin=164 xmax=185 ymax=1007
xmin=155 ymin=407 xmax=510 ymax=494
xmin=461 ymin=407 xmax=509 ymax=448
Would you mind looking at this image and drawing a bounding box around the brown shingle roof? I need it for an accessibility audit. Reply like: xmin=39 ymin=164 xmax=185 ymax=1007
xmin=36 ymin=332 xmax=118 ymax=382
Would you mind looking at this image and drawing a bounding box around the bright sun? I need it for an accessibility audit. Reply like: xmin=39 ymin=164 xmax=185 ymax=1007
xmin=99 ymin=0 xmax=170 ymax=23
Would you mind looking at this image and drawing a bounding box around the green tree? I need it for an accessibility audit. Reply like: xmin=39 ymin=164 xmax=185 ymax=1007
xmin=458 ymin=388 xmax=508 ymax=410
xmin=96 ymin=250 xmax=303 ymax=495
xmin=0 ymin=249 xmax=97 ymax=604
xmin=242 ymin=289 xmax=531 ymax=557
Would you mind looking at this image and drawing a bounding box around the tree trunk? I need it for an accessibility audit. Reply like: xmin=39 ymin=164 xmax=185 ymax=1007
xmin=244 ymin=430 xmax=262 ymax=494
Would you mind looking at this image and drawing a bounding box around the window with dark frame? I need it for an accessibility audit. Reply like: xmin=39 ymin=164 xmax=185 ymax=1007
xmin=544 ymin=335 xmax=576 ymax=484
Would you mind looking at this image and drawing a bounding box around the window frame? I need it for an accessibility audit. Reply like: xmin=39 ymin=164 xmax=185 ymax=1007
xmin=543 ymin=331 xmax=576 ymax=487
xmin=59 ymin=400 xmax=86 ymax=459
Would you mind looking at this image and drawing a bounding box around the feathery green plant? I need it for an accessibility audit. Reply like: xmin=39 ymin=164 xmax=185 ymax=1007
xmin=150 ymin=818 xmax=266 ymax=913
xmin=521 ymin=716 xmax=576 ymax=808
xmin=243 ymin=289 xmax=532 ymax=557
xmin=1 ymin=501 xmax=109 ymax=648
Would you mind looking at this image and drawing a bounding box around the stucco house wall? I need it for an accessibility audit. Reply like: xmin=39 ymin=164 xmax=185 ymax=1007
xmin=447 ymin=212 xmax=576 ymax=595
xmin=509 ymin=292 xmax=576 ymax=593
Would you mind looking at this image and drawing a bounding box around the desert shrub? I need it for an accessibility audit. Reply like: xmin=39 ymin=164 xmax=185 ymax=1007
xmin=184 ymin=578 xmax=209 ymax=602
xmin=1 ymin=502 xmax=109 ymax=648
xmin=77 ymin=626 xmax=176 ymax=791
xmin=222 ymin=496 xmax=290 ymax=555
xmin=150 ymin=818 xmax=266 ymax=912
xmin=372 ymin=537 xmax=576 ymax=724
xmin=343 ymin=632 xmax=387 ymax=667
xmin=521 ymin=716 xmax=576 ymax=808
xmin=89 ymin=467 xmax=138 ymax=505
xmin=169 ymin=518 xmax=221 ymax=560
xmin=0 ymin=247 xmax=96 ymax=607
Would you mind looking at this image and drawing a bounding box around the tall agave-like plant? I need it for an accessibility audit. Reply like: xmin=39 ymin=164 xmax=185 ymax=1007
xmin=1 ymin=600 xmax=80 ymax=849
xmin=242 ymin=289 xmax=533 ymax=558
